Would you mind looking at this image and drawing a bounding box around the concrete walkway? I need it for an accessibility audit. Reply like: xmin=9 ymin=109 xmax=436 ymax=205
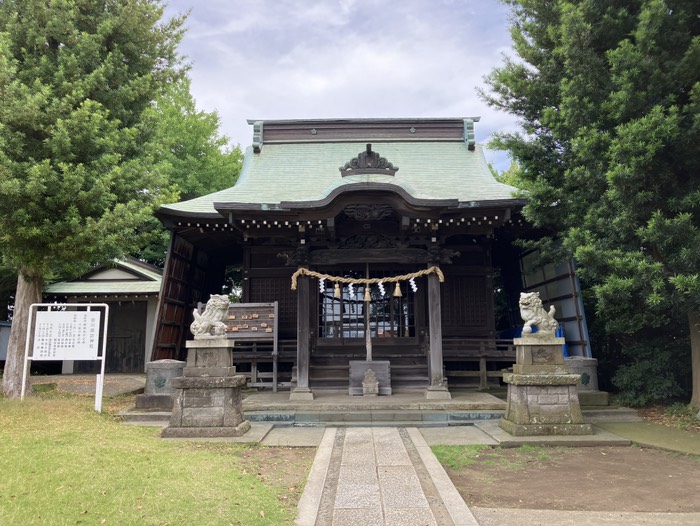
xmin=296 ymin=426 xmax=478 ymax=526
xmin=294 ymin=422 xmax=700 ymax=526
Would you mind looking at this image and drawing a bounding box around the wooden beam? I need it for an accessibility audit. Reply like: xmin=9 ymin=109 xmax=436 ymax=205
xmin=309 ymin=248 xmax=430 ymax=265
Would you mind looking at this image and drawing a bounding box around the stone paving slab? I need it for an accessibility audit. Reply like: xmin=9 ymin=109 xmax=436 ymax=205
xmin=378 ymin=465 xmax=430 ymax=508
xmin=419 ymin=424 xmax=500 ymax=446
xmin=332 ymin=507 xmax=384 ymax=525
xmin=260 ymin=426 xmax=326 ymax=447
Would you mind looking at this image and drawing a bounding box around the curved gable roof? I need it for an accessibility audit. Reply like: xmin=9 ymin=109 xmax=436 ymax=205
xmin=158 ymin=118 xmax=521 ymax=219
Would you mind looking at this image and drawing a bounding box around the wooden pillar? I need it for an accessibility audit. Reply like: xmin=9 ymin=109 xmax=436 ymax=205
xmin=426 ymin=270 xmax=451 ymax=399
xmin=290 ymin=273 xmax=314 ymax=400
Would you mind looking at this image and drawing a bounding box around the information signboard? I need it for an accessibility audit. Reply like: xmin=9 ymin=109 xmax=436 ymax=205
xmin=21 ymin=303 xmax=109 ymax=412
xmin=33 ymin=311 xmax=101 ymax=361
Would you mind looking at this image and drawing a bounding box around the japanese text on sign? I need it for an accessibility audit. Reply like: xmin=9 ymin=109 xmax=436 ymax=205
xmin=33 ymin=311 xmax=101 ymax=361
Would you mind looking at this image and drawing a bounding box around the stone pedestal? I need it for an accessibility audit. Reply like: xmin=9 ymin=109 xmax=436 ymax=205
xmin=349 ymin=361 xmax=391 ymax=396
xmin=161 ymin=338 xmax=250 ymax=438
xmin=135 ymin=359 xmax=185 ymax=410
xmin=183 ymin=339 xmax=237 ymax=377
xmin=566 ymin=356 xmax=609 ymax=407
xmin=425 ymin=384 xmax=452 ymax=400
xmin=500 ymin=336 xmax=593 ymax=436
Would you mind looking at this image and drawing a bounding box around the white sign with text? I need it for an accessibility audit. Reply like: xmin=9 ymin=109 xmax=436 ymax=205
xmin=33 ymin=310 xmax=101 ymax=361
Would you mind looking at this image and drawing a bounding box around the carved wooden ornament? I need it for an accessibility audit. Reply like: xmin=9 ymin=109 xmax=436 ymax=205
xmin=339 ymin=144 xmax=398 ymax=176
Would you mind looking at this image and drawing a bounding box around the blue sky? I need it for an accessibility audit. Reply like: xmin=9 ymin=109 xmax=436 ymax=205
xmin=163 ymin=0 xmax=519 ymax=171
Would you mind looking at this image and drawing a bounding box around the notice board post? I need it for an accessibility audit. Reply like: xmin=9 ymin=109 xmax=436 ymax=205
xmin=21 ymin=303 xmax=109 ymax=412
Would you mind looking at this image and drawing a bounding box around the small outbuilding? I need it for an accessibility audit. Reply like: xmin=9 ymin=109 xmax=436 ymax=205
xmin=43 ymin=258 xmax=162 ymax=373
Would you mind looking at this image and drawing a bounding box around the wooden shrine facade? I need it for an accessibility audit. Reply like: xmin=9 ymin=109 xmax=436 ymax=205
xmin=152 ymin=118 xmax=531 ymax=399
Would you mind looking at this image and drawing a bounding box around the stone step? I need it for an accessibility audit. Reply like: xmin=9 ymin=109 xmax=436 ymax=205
xmin=244 ymin=410 xmax=503 ymax=425
xmin=582 ymin=406 xmax=641 ymax=422
xmin=116 ymin=408 xmax=505 ymax=427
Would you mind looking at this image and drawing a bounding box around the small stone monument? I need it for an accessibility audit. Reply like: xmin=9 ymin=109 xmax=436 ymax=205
xmin=161 ymin=295 xmax=250 ymax=438
xmin=499 ymin=292 xmax=593 ymax=436
xmin=135 ymin=359 xmax=185 ymax=410
xmin=349 ymin=360 xmax=391 ymax=395
xmin=566 ymin=355 xmax=609 ymax=406
xmin=362 ymin=369 xmax=379 ymax=397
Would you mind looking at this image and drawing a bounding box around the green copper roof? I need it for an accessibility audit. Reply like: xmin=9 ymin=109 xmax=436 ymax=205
xmin=159 ymin=118 xmax=520 ymax=218
xmin=161 ymin=142 xmax=518 ymax=217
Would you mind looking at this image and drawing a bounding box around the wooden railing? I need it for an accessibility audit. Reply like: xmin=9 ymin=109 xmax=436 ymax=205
xmin=442 ymin=338 xmax=516 ymax=390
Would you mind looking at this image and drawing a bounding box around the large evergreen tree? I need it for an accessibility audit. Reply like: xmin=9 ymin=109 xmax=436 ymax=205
xmin=483 ymin=0 xmax=700 ymax=405
xmin=137 ymin=78 xmax=243 ymax=265
xmin=0 ymin=0 xmax=186 ymax=397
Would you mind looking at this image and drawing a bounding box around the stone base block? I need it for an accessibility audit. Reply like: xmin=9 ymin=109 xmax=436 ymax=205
xmin=566 ymin=356 xmax=600 ymax=391
xmin=163 ymin=374 xmax=249 ymax=438
xmin=135 ymin=394 xmax=174 ymax=411
xmin=144 ymin=359 xmax=185 ymax=395
xmin=515 ymin=339 xmax=566 ymax=367
xmin=289 ymin=388 xmax=314 ymax=401
xmin=425 ymin=386 xmax=452 ymax=400
xmin=513 ymin=364 xmax=570 ymax=375
xmin=579 ymin=390 xmax=610 ymax=406
xmin=499 ymin=419 xmax=593 ymax=436
xmin=182 ymin=366 xmax=237 ymax=378
xmin=161 ymin=420 xmax=251 ymax=438
xmin=184 ymin=340 xmax=236 ymax=378
xmin=501 ymin=372 xmax=592 ymax=435
xmin=503 ymin=373 xmax=581 ymax=386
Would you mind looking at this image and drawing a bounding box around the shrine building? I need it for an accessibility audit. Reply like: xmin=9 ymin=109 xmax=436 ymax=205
xmin=152 ymin=118 xmax=590 ymax=399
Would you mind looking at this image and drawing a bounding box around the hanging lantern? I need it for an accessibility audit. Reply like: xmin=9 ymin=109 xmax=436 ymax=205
xmin=334 ymin=283 xmax=341 ymax=298
xmin=364 ymin=286 xmax=371 ymax=302
xmin=393 ymin=282 xmax=402 ymax=297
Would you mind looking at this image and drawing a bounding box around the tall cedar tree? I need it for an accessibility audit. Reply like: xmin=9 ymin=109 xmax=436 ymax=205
xmin=482 ymin=0 xmax=700 ymax=405
xmin=0 ymin=0 xmax=185 ymax=397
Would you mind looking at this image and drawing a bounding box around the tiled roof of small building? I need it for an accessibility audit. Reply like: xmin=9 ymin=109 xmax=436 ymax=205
xmin=44 ymin=258 xmax=162 ymax=296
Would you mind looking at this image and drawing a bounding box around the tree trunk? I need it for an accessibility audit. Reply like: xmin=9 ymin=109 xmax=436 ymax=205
xmin=2 ymin=269 xmax=43 ymax=399
xmin=689 ymin=311 xmax=700 ymax=409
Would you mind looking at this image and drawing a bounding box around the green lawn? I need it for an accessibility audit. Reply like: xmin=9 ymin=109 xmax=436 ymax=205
xmin=0 ymin=394 xmax=304 ymax=525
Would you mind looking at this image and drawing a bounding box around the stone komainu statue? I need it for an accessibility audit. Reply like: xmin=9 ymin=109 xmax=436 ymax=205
xmin=519 ymin=292 xmax=559 ymax=335
xmin=190 ymin=294 xmax=230 ymax=338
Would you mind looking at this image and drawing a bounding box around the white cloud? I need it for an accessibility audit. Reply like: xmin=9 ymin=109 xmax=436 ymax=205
xmin=164 ymin=0 xmax=520 ymax=171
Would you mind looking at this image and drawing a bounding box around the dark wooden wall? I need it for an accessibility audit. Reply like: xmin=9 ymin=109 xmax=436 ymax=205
xmin=244 ymin=247 xmax=296 ymax=338
xmin=440 ymin=245 xmax=495 ymax=338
